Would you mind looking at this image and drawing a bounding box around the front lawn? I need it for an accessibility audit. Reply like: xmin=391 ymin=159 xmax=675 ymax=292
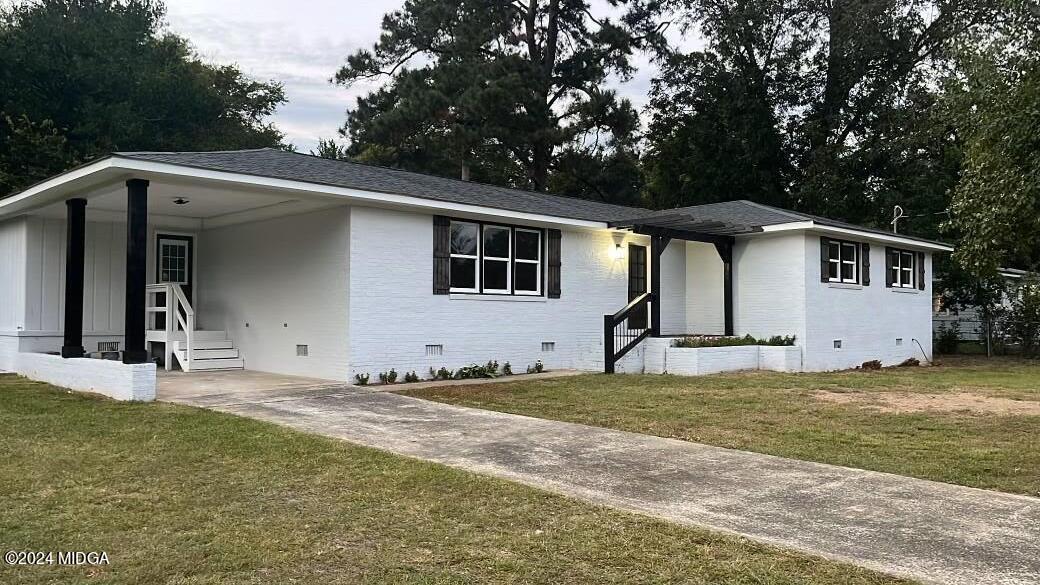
xmin=0 ymin=377 xmax=907 ymax=584
xmin=400 ymin=357 xmax=1040 ymax=496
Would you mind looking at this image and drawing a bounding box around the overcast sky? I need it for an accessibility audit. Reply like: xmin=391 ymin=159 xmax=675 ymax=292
xmin=164 ymin=0 xmax=684 ymax=153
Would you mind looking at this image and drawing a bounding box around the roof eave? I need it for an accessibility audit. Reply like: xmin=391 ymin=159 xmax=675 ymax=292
xmin=757 ymin=221 xmax=954 ymax=252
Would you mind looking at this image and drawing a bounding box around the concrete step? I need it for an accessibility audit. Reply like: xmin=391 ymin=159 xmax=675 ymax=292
xmin=186 ymin=357 xmax=245 ymax=371
xmin=178 ymin=348 xmax=239 ymax=360
xmin=188 ymin=339 xmax=235 ymax=350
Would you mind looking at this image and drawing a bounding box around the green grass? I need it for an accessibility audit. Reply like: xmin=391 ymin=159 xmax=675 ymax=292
xmin=0 ymin=377 xmax=909 ymax=584
xmin=399 ymin=357 xmax=1040 ymax=497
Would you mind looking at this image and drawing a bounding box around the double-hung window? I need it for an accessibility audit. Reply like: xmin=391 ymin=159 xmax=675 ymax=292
xmin=826 ymin=239 xmax=859 ymax=284
xmin=889 ymin=248 xmax=916 ymax=288
xmin=448 ymin=220 xmax=543 ymax=295
xmin=514 ymin=229 xmax=542 ymax=295
xmin=449 ymin=221 xmax=480 ymax=292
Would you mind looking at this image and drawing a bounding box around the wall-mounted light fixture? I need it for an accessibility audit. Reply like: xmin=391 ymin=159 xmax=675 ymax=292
xmin=610 ymin=231 xmax=626 ymax=261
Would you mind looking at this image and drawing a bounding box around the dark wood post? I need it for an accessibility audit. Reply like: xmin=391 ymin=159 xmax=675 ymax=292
xmin=123 ymin=179 xmax=149 ymax=364
xmin=603 ymin=314 xmax=616 ymax=374
xmin=61 ymin=198 xmax=87 ymax=358
xmin=714 ymin=239 xmax=734 ymax=336
xmin=649 ymin=235 xmax=671 ymax=336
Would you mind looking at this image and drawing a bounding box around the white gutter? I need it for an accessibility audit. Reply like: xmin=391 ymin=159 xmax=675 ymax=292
xmin=0 ymin=156 xmax=609 ymax=230
xmin=760 ymin=221 xmax=954 ymax=252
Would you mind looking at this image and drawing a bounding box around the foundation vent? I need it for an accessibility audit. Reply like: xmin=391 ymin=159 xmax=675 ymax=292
xmin=296 ymin=344 xmax=309 ymax=357
xmin=541 ymin=342 xmax=556 ymax=352
xmin=426 ymin=344 xmax=444 ymax=356
xmin=98 ymin=341 xmax=120 ymax=352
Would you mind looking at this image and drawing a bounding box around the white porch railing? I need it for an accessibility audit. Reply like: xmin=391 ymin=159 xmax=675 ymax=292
xmin=145 ymin=283 xmax=196 ymax=372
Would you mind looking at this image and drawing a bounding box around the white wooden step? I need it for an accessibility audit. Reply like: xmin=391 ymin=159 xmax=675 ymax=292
xmin=186 ymin=358 xmax=245 ymax=371
xmin=191 ymin=330 xmax=229 ymax=341
xmin=189 ymin=339 xmax=235 ymax=350
xmin=178 ymin=348 xmax=239 ymax=359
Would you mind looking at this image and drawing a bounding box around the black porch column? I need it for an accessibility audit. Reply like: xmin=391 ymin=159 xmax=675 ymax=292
xmin=60 ymin=198 xmax=87 ymax=358
xmin=123 ymin=179 xmax=149 ymax=364
xmin=649 ymin=235 xmax=670 ymax=336
xmin=714 ymin=240 xmax=734 ymax=336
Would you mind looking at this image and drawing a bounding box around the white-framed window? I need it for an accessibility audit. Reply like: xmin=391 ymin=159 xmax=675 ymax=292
xmin=447 ymin=219 xmax=544 ymax=296
xmin=158 ymin=237 xmax=189 ymax=284
xmin=482 ymin=224 xmax=511 ymax=294
xmin=449 ymin=221 xmax=479 ymax=292
xmin=826 ymin=239 xmax=859 ymax=284
xmin=890 ymin=248 xmax=916 ymax=288
xmin=514 ymin=228 xmax=542 ymax=295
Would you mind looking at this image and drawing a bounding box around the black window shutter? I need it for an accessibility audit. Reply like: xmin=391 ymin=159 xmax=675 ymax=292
xmin=917 ymin=252 xmax=926 ymax=290
xmin=433 ymin=216 xmax=450 ymax=294
xmin=820 ymin=237 xmax=830 ymax=282
xmin=547 ymin=229 xmax=562 ymax=298
xmin=885 ymin=247 xmax=894 ymax=287
xmin=861 ymin=243 xmax=871 ymax=286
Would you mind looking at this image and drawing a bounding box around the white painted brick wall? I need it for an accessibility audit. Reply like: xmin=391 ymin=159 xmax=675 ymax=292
xmin=685 ymin=242 xmax=725 ymax=334
xmin=198 ymin=208 xmax=351 ymax=381
xmin=347 ymin=205 xmax=638 ymax=377
xmin=732 ymin=233 xmax=808 ymax=344
xmin=802 ymin=235 xmax=934 ymax=370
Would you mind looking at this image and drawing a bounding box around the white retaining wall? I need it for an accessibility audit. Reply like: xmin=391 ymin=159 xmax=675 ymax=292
xmin=10 ymin=352 xmax=155 ymax=401
xmin=644 ymin=338 xmax=802 ymax=375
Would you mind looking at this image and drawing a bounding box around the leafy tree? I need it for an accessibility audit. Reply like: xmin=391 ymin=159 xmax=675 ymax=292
xmin=0 ymin=0 xmax=286 ymax=196
xmin=334 ymin=0 xmax=667 ymax=202
xmin=311 ymin=137 xmax=350 ymax=161
xmin=644 ymin=0 xmax=997 ymax=232
xmin=948 ymin=1 xmax=1040 ymax=274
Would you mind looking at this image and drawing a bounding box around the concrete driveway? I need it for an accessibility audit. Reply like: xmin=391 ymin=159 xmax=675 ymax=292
xmin=164 ymin=382 xmax=1040 ymax=585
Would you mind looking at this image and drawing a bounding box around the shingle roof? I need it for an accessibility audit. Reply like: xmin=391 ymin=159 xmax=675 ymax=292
xmin=111 ymin=148 xmax=947 ymax=247
xmin=116 ymin=148 xmax=647 ymax=223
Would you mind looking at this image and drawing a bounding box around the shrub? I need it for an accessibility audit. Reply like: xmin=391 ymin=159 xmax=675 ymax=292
xmin=673 ymin=334 xmax=796 ymax=348
xmin=1002 ymin=275 xmax=1040 ymax=356
xmin=502 ymin=362 xmax=513 ymax=375
xmin=534 ymin=359 xmax=544 ymax=373
xmin=431 ymin=367 xmax=454 ymax=381
xmin=377 ymin=370 xmax=398 ymax=385
xmin=934 ymin=322 xmax=960 ymax=355
xmin=860 ymin=360 xmax=882 ymax=370
xmin=354 ymin=373 xmax=370 ymax=386
xmin=456 ymin=362 xmax=499 ymax=379
xmin=404 ymin=371 xmax=419 ymax=383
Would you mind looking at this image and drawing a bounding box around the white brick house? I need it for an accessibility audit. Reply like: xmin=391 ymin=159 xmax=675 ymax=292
xmin=0 ymin=149 xmax=951 ymax=399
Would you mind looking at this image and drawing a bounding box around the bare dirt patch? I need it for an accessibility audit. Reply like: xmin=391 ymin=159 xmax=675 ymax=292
xmin=814 ymin=390 xmax=1040 ymax=415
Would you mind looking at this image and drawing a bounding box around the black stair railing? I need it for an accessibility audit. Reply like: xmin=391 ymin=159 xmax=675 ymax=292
xmin=603 ymin=292 xmax=653 ymax=373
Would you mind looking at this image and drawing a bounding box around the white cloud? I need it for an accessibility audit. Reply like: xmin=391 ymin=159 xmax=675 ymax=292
xmin=162 ymin=0 xmax=701 ymax=152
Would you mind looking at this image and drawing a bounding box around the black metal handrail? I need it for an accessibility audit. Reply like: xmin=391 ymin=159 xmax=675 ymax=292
xmin=604 ymin=292 xmax=652 ymax=373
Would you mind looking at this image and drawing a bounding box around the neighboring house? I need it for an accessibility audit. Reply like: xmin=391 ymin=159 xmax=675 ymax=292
xmin=0 ymin=149 xmax=952 ymax=399
xmin=933 ymin=268 xmax=1029 ymax=341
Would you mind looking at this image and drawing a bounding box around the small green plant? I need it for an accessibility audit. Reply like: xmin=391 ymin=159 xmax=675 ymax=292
xmin=404 ymin=371 xmax=419 ymax=383
xmin=534 ymin=360 xmax=544 ymax=373
xmin=502 ymin=362 xmax=513 ymax=375
xmin=354 ymin=373 xmax=370 ymax=386
xmin=434 ymin=366 xmax=454 ymax=381
xmin=935 ymin=322 xmax=960 ymax=355
xmin=526 ymin=364 xmax=534 ymax=374
xmin=673 ymin=334 xmax=796 ymax=348
xmin=378 ymin=369 xmax=399 ymax=385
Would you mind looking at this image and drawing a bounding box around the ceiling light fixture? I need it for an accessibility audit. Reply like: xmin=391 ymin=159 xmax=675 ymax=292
xmin=172 ymin=198 xmax=189 ymax=205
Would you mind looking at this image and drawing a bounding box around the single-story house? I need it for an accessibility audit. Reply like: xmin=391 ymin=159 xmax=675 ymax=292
xmin=0 ymin=148 xmax=952 ymax=400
